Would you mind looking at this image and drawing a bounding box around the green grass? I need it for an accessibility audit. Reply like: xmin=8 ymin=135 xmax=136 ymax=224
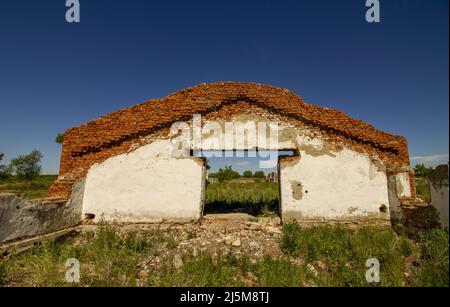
xmin=205 ymin=181 xmax=278 ymax=204
xmin=1 ymin=223 xmax=166 ymax=286
xmin=1 ymin=223 xmax=448 ymax=287
xmin=152 ymin=253 xmax=309 ymax=287
xmin=204 ymin=181 xmax=279 ymax=215
xmin=151 ymin=252 xmax=249 ymax=287
xmin=416 ymin=228 xmax=449 ymax=286
xmin=0 ymin=175 xmax=57 ymax=199
xmin=415 ymin=177 xmax=431 ymax=203
xmin=280 ymin=222 xmax=449 ymax=287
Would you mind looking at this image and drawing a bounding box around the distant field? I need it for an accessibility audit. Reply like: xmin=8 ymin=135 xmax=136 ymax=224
xmin=0 ymin=175 xmax=57 ymax=199
xmin=204 ymin=180 xmax=279 ymax=215
xmin=205 ymin=180 xmax=278 ymax=204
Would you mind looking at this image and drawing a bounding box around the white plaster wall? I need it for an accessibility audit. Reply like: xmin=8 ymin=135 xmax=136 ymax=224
xmin=280 ymin=148 xmax=390 ymax=221
xmin=82 ymin=139 xmax=204 ymax=223
xmin=430 ymin=180 xmax=449 ymax=229
xmin=81 ymin=109 xmax=394 ymax=224
xmin=395 ymin=172 xmax=412 ymax=198
xmin=201 ymin=113 xmax=391 ymax=222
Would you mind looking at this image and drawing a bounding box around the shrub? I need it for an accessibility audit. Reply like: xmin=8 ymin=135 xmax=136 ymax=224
xmin=243 ymin=170 xmax=253 ymax=178
xmin=216 ymin=166 xmax=240 ymax=183
xmin=253 ymin=171 xmax=265 ymax=179
xmin=0 ymin=152 xmax=12 ymax=180
xmin=0 ymin=165 xmax=12 ymax=180
xmin=10 ymin=150 xmax=43 ymax=180
xmin=55 ymin=133 xmax=64 ymax=144
xmin=414 ymin=164 xmax=434 ymax=178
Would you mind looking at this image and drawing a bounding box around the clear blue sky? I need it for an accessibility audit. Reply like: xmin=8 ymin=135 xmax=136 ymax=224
xmin=0 ymin=0 xmax=448 ymax=174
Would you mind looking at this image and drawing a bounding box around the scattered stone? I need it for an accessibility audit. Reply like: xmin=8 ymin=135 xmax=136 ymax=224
xmin=137 ymin=270 xmax=149 ymax=279
xmin=80 ymin=216 xmax=284 ymax=277
xmin=212 ymin=252 xmax=219 ymax=263
xmin=265 ymin=226 xmax=282 ymax=235
xmin=223 ymin=235 xmax=234 ymax=246
xmin=248 ymin=222 xmax=262 ymax=230
xmin=173 ymin=254 xmax=183 ymax=269
xmin=307 ymin=264 xmax=318 ymax=277
xmin=304 ymin=281 xmax=319 ymax=287
xmin=232 ymin=238 xmax=241 ymax=247
xmin=249 ymin=241 xmax=260 ymax=249
xmin=243 ymin=279 xmax=254 ymax=287
xmin=314 ymin=260 xmax=327 ymax=271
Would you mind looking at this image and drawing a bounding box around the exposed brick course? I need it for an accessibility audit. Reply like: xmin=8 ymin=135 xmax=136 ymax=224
xmin=48 ymin=82 xmax=412 ymax=199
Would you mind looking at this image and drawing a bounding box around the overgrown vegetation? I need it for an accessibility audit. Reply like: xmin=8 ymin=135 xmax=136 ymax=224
xmin=415 ymin=177 xmax=431 ymax=203
xmin=279 ymin=222 xmax=449 ymax=287
xmin=205 ymin=181 xmax=278 ymax=204
xmin=1 ymin=223 xmax=167 ymax=286
xmin=204 ymin=181 xmax=279 ymax=215
xmin=1 ymin=223 xmax=448 ymax=287
xmin=412 ymin=163 xmax=437 ymax=203
xmin=413 ymin=164 xmax=434 ymax=178
xmin=416 ymin=229 xmax=449 ymax=286
xmin=0 ymin=175 xmax=57 ymax=199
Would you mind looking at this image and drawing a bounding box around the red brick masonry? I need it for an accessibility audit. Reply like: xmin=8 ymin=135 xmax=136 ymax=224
xmin=48 ymin=82 xmax=412 ymax=199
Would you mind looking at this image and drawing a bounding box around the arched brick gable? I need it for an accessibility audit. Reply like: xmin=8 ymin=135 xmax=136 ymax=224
xmin=48 ymin=82 xmax=412 ymax=199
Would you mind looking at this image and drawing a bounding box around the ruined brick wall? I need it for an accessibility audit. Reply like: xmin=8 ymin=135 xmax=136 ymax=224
xmin=48 ymin=82 xmax=412 ymax=199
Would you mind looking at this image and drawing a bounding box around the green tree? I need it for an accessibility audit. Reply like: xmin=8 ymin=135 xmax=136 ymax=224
xmin=243 ymin=170 xmax=253 ymax=178
xmin=55 ymin=133 xmax=64 ymax=144
xmin=0 ymin=152 xmax=12 ymax=180
xmin=208 ymin=172 xmax=218 ymax=178
xmin=10 ymin=150 xmax=43 ymax=180
xmin=217 ymin=166 xmax=240 ymax=183
xmin=414 ymin=164 xmax=434 ymax=178
xmin=253 ymin=171 xmax=266 ymax=179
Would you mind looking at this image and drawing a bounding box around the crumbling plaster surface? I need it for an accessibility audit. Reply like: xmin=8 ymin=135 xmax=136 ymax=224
xmin=0 ymin=179 xmax=83 ymax=243
xmin=80 ymin=109 xmax=395 ymax=224
xmin=429 ymin=165 xmax=449 ymax=229
xmin=280 ymin=147 xmax=390 ymax=222
xmin=387 ymin=174 xmax=404 ymax=222
xmin=82 ymin=139 xmax=204 ymax=223
xmin=204 ymin=113 xmax=391 ymax=223
xmin=394 ymin=172 xmax=412 ymax=198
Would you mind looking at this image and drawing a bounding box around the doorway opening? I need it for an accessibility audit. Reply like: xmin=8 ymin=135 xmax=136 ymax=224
xmin=194 ymin=150 xmax=297 ymax=217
